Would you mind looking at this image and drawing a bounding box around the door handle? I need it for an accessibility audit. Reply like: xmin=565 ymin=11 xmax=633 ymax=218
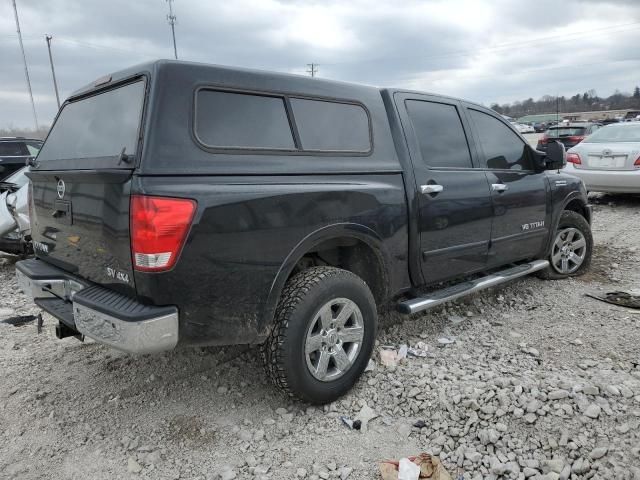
xmin=492 ymin=183 xmax=508 ymax=193
xmin=420 ymin=184 xmax=444 ymax=195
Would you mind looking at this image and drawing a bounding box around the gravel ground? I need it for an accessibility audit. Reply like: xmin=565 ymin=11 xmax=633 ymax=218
xmin=1 ymin=194 xmax=639 ymax=480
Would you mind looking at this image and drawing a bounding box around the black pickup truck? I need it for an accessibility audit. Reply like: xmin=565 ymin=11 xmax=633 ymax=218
xmin=16 ymin=61 xmax=592 ymax=403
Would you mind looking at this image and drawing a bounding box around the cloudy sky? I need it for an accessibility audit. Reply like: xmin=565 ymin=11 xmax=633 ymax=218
xmin=2 ymin=0 xmax=639 ymax=129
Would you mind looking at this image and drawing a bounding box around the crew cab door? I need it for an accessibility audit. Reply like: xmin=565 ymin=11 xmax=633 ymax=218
xmin=395 ymin=93 xmax=493 ymax=285
xmin=463 ymin=106 xmax=550 ymax=265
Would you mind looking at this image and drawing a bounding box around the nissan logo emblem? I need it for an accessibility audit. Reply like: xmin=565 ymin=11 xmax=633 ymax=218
xmin=57 ymin=179 xmax=66 ymax=199
xmin=602 ymin=149 xmax=612 ymax=156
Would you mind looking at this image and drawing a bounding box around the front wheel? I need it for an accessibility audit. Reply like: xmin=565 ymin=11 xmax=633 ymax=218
xmin=538 ymin=210 xmax=593 ymax=280
xmin=261 ymin=266 xmax=377 ymax=404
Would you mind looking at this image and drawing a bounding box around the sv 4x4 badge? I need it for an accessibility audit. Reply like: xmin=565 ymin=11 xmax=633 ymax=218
xmin=106 ymin=267 xmax=130 ymax=284
xmin=522 ymin=221 xmax=545 ymax=231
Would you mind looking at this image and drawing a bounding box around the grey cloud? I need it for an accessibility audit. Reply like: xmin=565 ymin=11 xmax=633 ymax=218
xmin=2 ymin=0 xmax=639 ymax=128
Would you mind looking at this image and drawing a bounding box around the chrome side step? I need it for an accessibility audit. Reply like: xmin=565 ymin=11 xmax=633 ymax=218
xmin=397 ymin=259 xmax=549 ymax=315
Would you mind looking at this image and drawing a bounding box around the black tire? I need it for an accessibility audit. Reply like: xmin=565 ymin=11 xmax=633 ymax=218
xmin=538 ymin=210 xmax=593 ymax=280
xmin=261 ymin=266 xmax=377 ymax=404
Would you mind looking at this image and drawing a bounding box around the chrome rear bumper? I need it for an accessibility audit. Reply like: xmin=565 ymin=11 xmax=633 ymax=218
xmin=15 ymin=259 xmax=179 ymax=355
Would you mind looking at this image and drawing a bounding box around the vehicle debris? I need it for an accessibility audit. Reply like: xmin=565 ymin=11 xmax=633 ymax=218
xmin=407 ymin=341 xmax=429 ymax=357
xmin=586 ymin=291 xmax=640 ymax=309
xmin=339 ymin=416 xmax=361 ymax=430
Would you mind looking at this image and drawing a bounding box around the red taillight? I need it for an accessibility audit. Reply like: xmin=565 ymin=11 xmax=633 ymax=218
xmin=634 ymin=156 xmax=640 ymax=167
xmin=130 ymin=195 xmax=196 ymax=272
xmin=567 ymin=152 xmax=582 ymax=165
xmin=539 ymin=134 xmax=548 ymax=145
xmin=566 ymin=135 xmax=585 ymax=143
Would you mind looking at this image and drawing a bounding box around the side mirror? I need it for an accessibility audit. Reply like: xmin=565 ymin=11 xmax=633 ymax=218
xmin=544 ymin=140 xmax=566 ymax=170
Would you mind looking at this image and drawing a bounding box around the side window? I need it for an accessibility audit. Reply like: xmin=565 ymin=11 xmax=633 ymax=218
xmin=26 ymin=142 xmax=41 ymax=156
xmin=469 ymin=109 xmax=533 ymax=171
xmin=290 ymin=98 xmax=370 ymax=152
xmin=195 ymin=90 xmax=295 ymax=149
xmin=405 ymin=100 xmax=473 ymax=168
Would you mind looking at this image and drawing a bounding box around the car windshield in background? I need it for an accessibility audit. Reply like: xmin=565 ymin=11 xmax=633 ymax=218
xmin=584 ymin=124 xmax=640 ymax=143
xmin=547 ymin=127 xmax=586 ymax=137
xmin=37 ymin=80 xmax=145 ymax=166
xmin=0 ymin=142 xmax=28 ymax=156
xmin=2 ymin=167 xmax=29 ymax=189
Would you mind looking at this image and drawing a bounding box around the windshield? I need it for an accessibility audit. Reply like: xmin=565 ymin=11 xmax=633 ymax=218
xmin=547 ymin=127 xmax=586 ymax=137
xmin=37 ymin=80 xmax=145 ymax=166
xmin=584 ymin=124 xmax=640 ymax=143
xmin=0 ymin=142 xmax=28 ymax=156
xmin=1 ymin=166 xmax=29 ymax=189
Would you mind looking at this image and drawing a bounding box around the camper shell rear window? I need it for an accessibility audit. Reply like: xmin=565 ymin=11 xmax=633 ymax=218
xmin=35 ymin=79 xmax=146 ymax=170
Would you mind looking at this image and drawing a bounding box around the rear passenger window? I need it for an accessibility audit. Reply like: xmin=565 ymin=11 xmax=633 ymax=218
xmin=196 ymin=90 xmax=295 ymax=149
xmin=469 ymin=109 xmax=533 ymax=171
xmin=405 ymin=100 xmax=473 ymax=168
xmin=290 ymin=98 xmax=370 ymax=152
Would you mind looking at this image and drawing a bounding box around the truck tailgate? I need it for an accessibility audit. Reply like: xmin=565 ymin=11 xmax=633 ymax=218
xmin=28 ymin=169 xmax=136 ymax=295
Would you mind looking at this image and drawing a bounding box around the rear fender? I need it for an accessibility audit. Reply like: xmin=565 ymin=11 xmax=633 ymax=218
xmin=258 ymin=222 xmax=390 ymax=336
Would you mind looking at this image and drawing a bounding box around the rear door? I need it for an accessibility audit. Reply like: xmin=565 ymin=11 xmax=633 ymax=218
xmin=27 ymin=79 xmax=146 ymax=295
xmin=464 ymin=106 xmax=551 ymax=265
xmin=396 ymin=93 xmax=493 ymax=285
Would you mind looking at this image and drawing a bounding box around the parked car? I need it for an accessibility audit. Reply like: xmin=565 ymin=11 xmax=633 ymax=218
xmin=512 ymin=123 xmax=535 ymax=134
xmin=16 ymin=60 xmax=592 ymax=403
xmin=533 ymin=122 xmax=547 ymax=133
xmin=0 ymin=166 xmax=31 ymax=255
xmin=0 ymin=137 xmax=42 ymax=181
xmin=565 ymin=122 xmax=640 ymax=193
xmin=536 ymin=122 xmax=601 ymax=152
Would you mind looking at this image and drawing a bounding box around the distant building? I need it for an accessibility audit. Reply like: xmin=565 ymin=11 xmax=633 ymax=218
xmin=518 ymin=109 xmax=639 ymax=124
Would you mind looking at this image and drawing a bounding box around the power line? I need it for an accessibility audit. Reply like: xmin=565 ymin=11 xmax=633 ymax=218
xmin=11 ymin=0 xmax=38 ymax=130
xmin=166 ymin=0 xmax=178 ymax=60
xmin=306 ymin=63 xmax=318 ymax=77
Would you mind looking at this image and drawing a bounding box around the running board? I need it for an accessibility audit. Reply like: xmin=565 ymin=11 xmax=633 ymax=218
xmin=397 ymin=260 xmax=549 ymax=315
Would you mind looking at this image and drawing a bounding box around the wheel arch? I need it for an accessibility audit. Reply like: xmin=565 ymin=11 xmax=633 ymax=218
xmin=258 ymin=223 xmax=391 ymax=335
xmin=543 ymin=191 xmax=591 ymax=258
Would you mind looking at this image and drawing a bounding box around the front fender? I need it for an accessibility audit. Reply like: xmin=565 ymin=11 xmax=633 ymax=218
xmin=543 ymin=180 xmax=590 ymax=256
xmin=258 ymin=222 xmax=391 ymax=335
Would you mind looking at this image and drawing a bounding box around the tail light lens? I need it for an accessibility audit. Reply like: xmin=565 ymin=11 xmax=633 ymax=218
xmin=538 ymin=134 xmax=548 ymax=145
xmin=130 ymin=195 xmax=196 ymax=272
xmin=634 ymin=156 xmax=640 ymax=168
xmin=567 ymin=153 xmax=582 ymax=165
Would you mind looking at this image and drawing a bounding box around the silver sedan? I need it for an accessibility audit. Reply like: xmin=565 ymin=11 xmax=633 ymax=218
xmin=564 ymin=123 xmax=640 ymax=193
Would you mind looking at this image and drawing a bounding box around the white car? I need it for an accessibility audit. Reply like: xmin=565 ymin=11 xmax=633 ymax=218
xmin=512 ymin=123 xmax=535 ymax=134
xmin=564 ymin=123 xmax=640 ymax=193
xmin=0 ymin=167 xmax=30 ymax=254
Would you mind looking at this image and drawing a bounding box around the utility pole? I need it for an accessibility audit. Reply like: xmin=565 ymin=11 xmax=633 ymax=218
xmin=166 ymin=0 xmax=178 ymax=59
xmin=45 ymin=35 xmax=61 ymax=109
xmin=306 ymin=63 xmax=318 ymax=77
xmin=11 ymin=0 xmax=38 ymax=129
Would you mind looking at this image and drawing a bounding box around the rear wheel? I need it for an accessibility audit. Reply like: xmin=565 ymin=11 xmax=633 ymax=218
xmin=538 ymin=210 xmax=592 ymax=279
xmin=261 ymin=266 xmax=377 ymax=404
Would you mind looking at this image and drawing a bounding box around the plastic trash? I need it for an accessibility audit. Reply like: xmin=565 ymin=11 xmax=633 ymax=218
xmin=398 ymin=458 xmax=420 ymax=480
xmin=379 ymin=453 xmax=453 ymax=480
